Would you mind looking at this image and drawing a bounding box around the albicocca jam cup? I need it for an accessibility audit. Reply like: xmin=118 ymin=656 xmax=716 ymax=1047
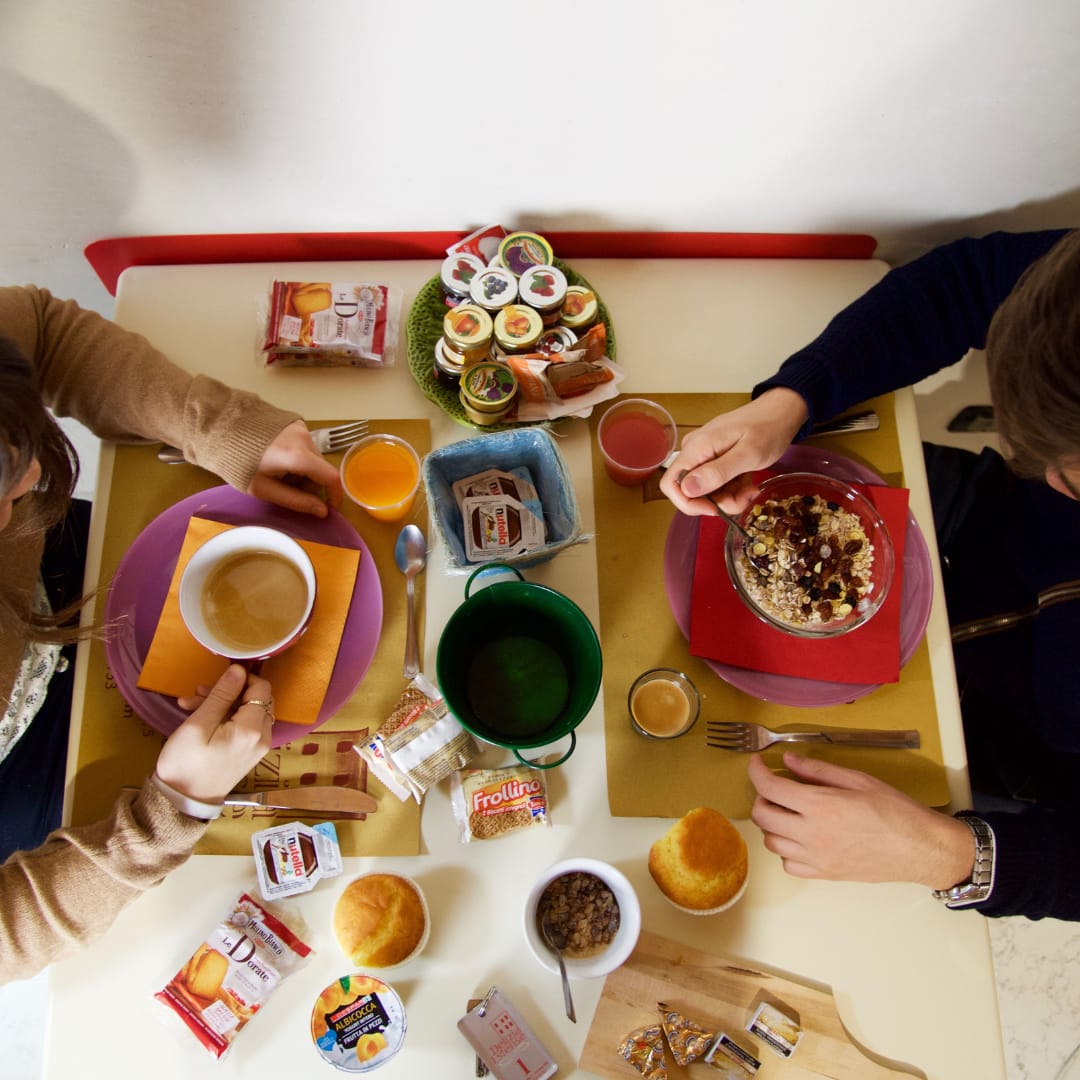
xmin=310 ymin=974 xmax=406 ymax=1072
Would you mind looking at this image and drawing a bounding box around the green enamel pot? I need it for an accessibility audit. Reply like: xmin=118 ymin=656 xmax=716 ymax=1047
xmin=436 ymin=564 xmax=602 ymax=769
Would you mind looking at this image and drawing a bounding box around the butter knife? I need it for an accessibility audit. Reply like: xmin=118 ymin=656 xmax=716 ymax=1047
xmin=123 ymin=785 xmax=377 ymax=815
xmin=224 ymin=787 xmax=377 ymax=814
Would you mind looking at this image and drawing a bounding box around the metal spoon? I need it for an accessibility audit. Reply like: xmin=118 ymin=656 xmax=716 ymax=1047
xmin=393 ymin=524 xmax=427 ymax=679
xmin=539 ymin=910 xmax=576 ymax=1023
xmin=704 ymin=492 xmax=756 ymax=544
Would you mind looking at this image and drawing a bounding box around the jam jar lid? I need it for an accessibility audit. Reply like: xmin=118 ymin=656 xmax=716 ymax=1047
xmin=443 ymin=304 xmax=493 ymax=350
xmin=498 ymin=231 xmax=554 ymax=277
xmin=469 ymin=267 xmax=518 ymax=310
xmin=440 ymin=253 xmax=487 ymax=297
xmin=561 ymin=284 xmax=598 ymax=327
xmin=534 ymin=325 xmax=578 ymax=356
xmin=517 ymin=264 xmax=568 ymax=310
xmin=460 ymin=361 xmax=518 ymax=412
xmin=493 ymin=305 xmax=543 ymax=351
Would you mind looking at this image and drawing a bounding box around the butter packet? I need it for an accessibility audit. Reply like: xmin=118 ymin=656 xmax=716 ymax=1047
xmin=703 ymin=1032 xmax=760 ymax=1077
xmin=251 ymin=822 xmax=343 ymax=902
xmin=746 ymin=1000 xmax=803 ymax=1058
xmin=155 ymin=892 xmax=313 ymax=1059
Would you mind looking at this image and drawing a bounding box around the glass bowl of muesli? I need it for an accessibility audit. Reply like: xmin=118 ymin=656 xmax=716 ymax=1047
xmin=724 ymin=472 xmax=896 ymax=638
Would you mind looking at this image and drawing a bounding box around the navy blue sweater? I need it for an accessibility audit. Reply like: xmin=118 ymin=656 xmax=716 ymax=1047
xmin=758 ymin=230 xmax=1080 ymax=920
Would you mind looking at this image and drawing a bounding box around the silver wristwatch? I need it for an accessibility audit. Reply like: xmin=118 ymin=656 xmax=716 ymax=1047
xmin=932 ymin=813 xmax=996 ymax=908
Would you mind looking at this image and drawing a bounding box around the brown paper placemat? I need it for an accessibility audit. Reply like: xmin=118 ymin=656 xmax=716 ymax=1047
xmin=591 ymin=393 xmax=948 ymax=820
xmin=71 ymin=420 xmax=430 ymax=855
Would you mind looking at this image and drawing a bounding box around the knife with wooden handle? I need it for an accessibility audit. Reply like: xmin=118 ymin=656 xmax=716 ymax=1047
xmin=223 ymin=787 xmax=377 ymax=814
xmin=124 ymin=785 xmax=377 ymax=815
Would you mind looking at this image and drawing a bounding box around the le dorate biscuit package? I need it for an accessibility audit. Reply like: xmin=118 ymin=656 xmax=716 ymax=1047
xmin=450 ymin=764 xmax=550 ymax=843
xmin=261 ymin=280 xmax=401 ymax=367
xmin=251 ymin=821 xmax=343 ymax=902
xmin=155 ymin=893 xmax=313 ymax=1059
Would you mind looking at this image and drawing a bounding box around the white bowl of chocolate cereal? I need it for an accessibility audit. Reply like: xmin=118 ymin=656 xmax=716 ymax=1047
xmin=724 ymin=471 xmax=896 ymax=638
xmin=523 ymin=858 xmax=641 ymax=980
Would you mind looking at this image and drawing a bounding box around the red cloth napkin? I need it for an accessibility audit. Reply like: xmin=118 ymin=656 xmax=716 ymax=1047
xmin=689 ymin=483 xmax=909 ymax=684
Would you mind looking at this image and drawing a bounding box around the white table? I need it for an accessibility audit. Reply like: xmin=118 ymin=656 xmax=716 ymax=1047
xmin=49 ymin=256 xmax=1004 ymax=1078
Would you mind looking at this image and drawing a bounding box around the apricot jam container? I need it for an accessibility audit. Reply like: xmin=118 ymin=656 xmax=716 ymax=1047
xmin=493 ymin=304 xmax=543 ymax=354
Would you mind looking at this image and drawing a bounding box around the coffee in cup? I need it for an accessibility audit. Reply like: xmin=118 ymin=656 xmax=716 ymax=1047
xmin=179 ymin=525 xmax=317 ymax=661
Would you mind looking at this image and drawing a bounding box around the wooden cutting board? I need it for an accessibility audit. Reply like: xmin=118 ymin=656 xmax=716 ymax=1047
xmin=580 ymin=931 xmax=923 ymax=1079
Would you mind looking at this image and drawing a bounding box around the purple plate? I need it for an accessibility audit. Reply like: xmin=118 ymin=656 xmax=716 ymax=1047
xmin=103 ymin=486 xmax=382 ymax=747
xmin=663 ymin=444 xmax=933 ymax=707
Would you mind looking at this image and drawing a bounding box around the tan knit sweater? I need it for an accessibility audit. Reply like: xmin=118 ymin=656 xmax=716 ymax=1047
xmin=0 ymin=285 xmax=301 ymax=983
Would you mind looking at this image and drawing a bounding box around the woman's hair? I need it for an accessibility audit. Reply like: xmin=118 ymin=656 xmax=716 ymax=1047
xmin=0 ymin=335 xmax=86 ymax=643
xmin=986 ymin=230 xmax=1080 ymax=479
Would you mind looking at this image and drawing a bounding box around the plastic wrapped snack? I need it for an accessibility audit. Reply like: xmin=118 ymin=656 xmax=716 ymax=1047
xmin=356 ymin=673 xmax=477 ymax=803
xmin=262 ymin=280 xmax=401 ymax=367
xmin=450 ymin=764 xmax=550 ymax=842
xmin=155 ymin=893 xmax=313 ymax=1059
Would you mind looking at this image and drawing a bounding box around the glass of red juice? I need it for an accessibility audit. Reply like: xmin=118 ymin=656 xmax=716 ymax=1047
xmin=596 ymin=398 xmax=677 ymax=486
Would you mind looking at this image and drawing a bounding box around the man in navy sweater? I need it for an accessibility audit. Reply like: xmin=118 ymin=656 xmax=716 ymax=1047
xmin=661 ymin=229 xmax=1079 ymax=921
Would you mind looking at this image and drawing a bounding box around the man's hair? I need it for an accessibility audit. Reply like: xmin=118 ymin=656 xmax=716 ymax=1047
xmin=987 ymin=229 xmax=1080 ymax=479
xmin=0 ymin=335 xmax=85 ymax=644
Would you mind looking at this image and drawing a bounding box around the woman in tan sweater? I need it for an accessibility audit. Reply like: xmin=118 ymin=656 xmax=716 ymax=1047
xmin=0 ymin=285 xmax=342 ymax=983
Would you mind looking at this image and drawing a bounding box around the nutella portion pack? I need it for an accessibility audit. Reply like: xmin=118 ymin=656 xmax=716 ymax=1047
xmin=452 ymin=467 xmax=546 ymax=563
xmin=251 ymin=821 xmax=343 ymax=902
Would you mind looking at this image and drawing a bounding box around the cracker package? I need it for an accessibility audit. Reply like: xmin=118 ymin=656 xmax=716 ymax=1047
xmin=155 ymin=892 xmax=313 ymax=1059
xmin=356 ymin=673 xmax=477 ymax=803
xmin=450 ymin=764 xmax=550 ymax=842
xmin=261 ymin=280 xmax=401 ymax=367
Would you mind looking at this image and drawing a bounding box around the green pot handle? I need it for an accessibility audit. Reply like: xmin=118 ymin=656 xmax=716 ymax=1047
xmin=513 ymin=730 xmax=576 ymax=770
xmin=464 ymin=562 xmax=524 ymax=600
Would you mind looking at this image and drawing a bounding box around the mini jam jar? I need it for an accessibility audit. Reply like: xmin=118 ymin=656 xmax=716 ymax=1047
xmin=468 ymin=267 xmax=518 ymax=313
xmin=534 ymin=325 xmax=578 ymax=357
xmin=440 ymin=253 xmax=487 ymax=307
xmin=493 ymin=304 xmax=543 ymax=354
xmin=560 ymin=285 xmax=599 ymax=330
xmin=498 ymin=231 xmax=554 ymax=277
xmin=459 ymin=361 xmax=518 ymax=426
xmin=517 ymin=264 xmax=568 ymax=326
xmin=432 ymin=338 xmax=464 ymax=390
xmin=442 ymin=304 xmax=494 ymax=365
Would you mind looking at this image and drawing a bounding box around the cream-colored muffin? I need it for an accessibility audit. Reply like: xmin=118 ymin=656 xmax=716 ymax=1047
xmin=333 ymin=873 xmax=428 ymax=968
xmin=648 ymin=807 xmax=748 ymax=913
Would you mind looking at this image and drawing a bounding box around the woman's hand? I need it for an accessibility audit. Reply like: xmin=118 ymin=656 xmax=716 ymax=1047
xmin=156 ymin=665 xmax=274 ymax=803
xmin=659 ymin=388 xmax=808 ymax=516
xmin=247 ymin=420 xmax=343 ymax=518
xmin=747 ymin=751 xmax=976 ymax=890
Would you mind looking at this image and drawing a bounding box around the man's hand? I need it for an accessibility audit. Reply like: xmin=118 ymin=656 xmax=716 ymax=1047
xmin=248 ymin=420 xmax=343 ymax=518
xmin=156 ymin=665 xmax=274 ymax=803
xmin=659 ymin=388 xmax=808 ymax=516
xmin=747 ymin=751 xmax=975 ymax=890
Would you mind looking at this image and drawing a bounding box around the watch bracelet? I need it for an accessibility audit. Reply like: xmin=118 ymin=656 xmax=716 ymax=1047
xmin=932 ymin=812 xmax=996 ymax=907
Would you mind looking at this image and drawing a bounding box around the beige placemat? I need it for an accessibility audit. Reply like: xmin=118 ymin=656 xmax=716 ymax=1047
xmin=71 ymin=420 xmax=430 ymax=855
xmin=591 ymin=393 xmax=948 ymax=820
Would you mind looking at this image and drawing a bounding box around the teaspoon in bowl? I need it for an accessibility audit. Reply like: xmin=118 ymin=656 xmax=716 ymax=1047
xmin=540 ymin=910 xmax=576 ymax=1023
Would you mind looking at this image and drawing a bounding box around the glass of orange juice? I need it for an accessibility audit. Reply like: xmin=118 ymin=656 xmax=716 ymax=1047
xmin=341 ymin=434 xmax=422 ymax=523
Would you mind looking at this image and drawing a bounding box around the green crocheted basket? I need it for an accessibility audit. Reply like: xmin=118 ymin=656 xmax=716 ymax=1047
xmin=405 ymin=258 xmax=617 ymax=432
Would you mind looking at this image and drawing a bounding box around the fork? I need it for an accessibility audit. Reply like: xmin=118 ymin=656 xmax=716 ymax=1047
xmin=157 ymin=420 xmax=369 ymax=463
xmin=705 ymin=720 xmax=920 ymax=751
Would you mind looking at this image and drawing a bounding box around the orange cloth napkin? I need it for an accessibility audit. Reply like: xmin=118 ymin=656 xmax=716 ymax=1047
xmin=689 ymin=483 xmax=909 ymax=685
xmin=137 ymin=517 xmax=361 ymax=724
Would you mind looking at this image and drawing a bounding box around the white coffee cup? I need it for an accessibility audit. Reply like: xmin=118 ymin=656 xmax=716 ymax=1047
xmin=178 ymin=525 xmax=317 ymax=661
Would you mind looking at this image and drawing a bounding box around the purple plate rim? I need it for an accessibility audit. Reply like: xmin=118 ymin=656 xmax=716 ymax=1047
xmin=663 ymin=444 xmax=934 ymax=707
xmin=102 ymin=486 xmax=382 ymax=747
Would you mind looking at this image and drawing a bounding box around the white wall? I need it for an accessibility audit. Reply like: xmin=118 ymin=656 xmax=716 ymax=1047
xmin=2 ymin=0 xmax=1079 ymax=318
